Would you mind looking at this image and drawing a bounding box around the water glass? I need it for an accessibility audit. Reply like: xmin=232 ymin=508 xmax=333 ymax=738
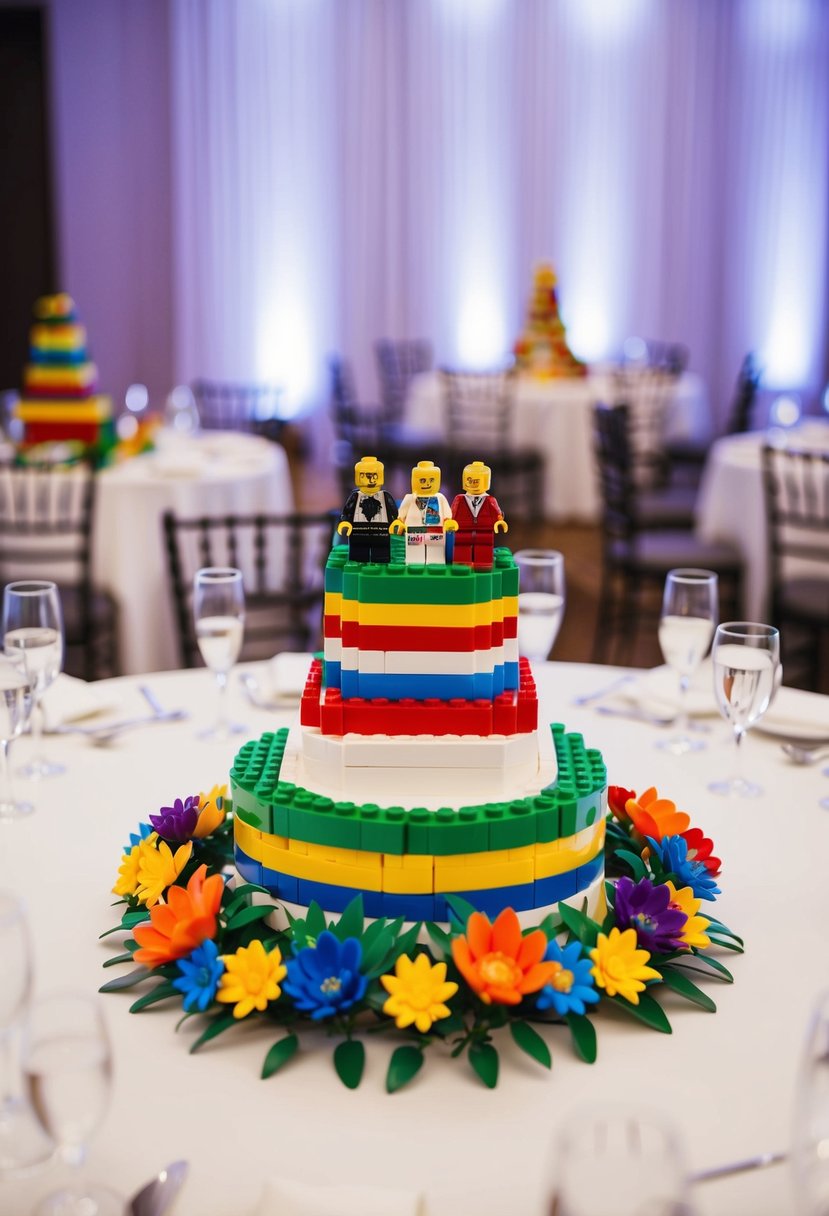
xmin=24 ymin=992 xmax=120 ymax=1215
xmin=2 ymin=581 xmax=65 ymax=780
xmin=515 ymin=550 xmax=566 ymax=662
xmin=792 ymin=990 xmax=829 ymax=1214
xmin=193 ymin=566 xmax=246 ymax=740
xmin=657 ymin=568 xmax=718 ymax=755
xmin=0 ymin=657 xmax=33 ymax=820
xmin=709 ymin=621 xmax=780 ymax=797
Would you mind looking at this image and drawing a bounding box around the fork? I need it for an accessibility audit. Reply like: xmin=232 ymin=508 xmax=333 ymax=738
xmin=781 ymin=742 xmax=829 ymax=765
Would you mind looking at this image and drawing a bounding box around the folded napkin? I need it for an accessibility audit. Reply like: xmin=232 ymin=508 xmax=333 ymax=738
xmin=250 ymin=1177 xmax=427 ymax=1216
xmin=267 ymin=652 xmax=314 ymax=703
xmin=609 ymin=662 xmax=718 ymax=718
xmin=755 ymin=685 xmax=829 ymax=740
xmin=40 ymin=673 xmax=120 ymax=730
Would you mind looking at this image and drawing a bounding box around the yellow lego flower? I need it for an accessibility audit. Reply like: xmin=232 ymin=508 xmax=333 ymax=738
xmin=381 ymin=953 xmax=458 ymax=1032
xmin=112 ymin=840 xmax=146 ymax=898
xmin=664 ymin=881 xmax=711 ymax=950
xmin=589 ymin=927 xmax=661 ymax=1005
xmin=135 ymin=836 xmax=193 ymax=908
xmin=193 ymin=784 xmax=227 ymax=838
xmin=217 ymin=940 xmax=287 ymax=1019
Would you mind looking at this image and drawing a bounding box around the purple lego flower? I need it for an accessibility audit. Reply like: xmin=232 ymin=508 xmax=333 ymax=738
xmin=149 ymin=795 xmax=201 ymax=843
xmin=612 ymin=875 xmax=688 ymax=954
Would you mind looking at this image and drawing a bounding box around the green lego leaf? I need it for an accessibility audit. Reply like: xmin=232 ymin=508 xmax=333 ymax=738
xmin=261 ymin=1033 xmax=299 ymax=1080
xmin=704 ymin=918 xmax=744 ymax=946
xmin=305 ymin=901 xmax=326 ymax=941
xmin=510 ymin=1021 xmax=551 ymax=1070
xmin=392 ymin=922 xmax=423 ymax=961
xmin=432 ymin=1012 xmax=464 ymax=1038
xmin=386 ymin=1045 xmax=424 ymax=1093
xmin=445 ymin=894 xmax=478 ymax=929
xmin=361 ymin=917 xmax=390 ymax=953
xmin=129 ymin=980 xmax=179 ymax=1012
xmin=685 ymin=953 xmax=734 ymax=983
xmin=614 ymin=850 xmax=648 ymax=880
xmin=611 ymin=992 xmax=672 ymax=1034
xmin=658 ymin=967 xmax=716 ymax=1013
xmin=334 ymin=1039 xmax=365 ymax=1089
xmin=225 ymin=904 xmax=274 ymax=931
xmin=469 ymin=1042 xmax=499 ymax=1088
xmin=566 ymin=1013 xmax=597 ymax=1063
xmin=557 ymin=903 xmax=599 ymax=948
xmin=223 ymin=883 xmax=270 ymax=919
xmin=102 ymin=951 xmax=136 ymax=969
xmin=705 ymin=934 xmax=744 ymax=953
xmin=425 ymin=922 xmax=452 ymax=956
xmin=332 ymin=894 xmax=364 ymax=943
xmin=189 ymin=1011 xmax=236 ymax=1053
xmin=537 ymin=911 xmax=563 ymax=940
xmin=361 ymin=929 xmax=395 ymax=976
xmin=99 ymin=966 xmax=150 ymax=993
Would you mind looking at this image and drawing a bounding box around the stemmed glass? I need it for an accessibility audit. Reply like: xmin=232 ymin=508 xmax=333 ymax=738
xmin=23 ymin=992 xmax=120 ymax=1215
xmin=656 ymin=568 xmax=718 ymax=755
xmin=0 ymin=656 xmax=33 ymax=819
xmin=0 ymin=892 xmax=51 ymax=1173
xmin=549 ymin=1104 xmax=691 ymax=1215
xmin=514 ymin=550 xmax=566 ymax=663
xmin=193 ymin=566 xmax=246 ymax=740
xmin=2 ymin=581 xmax=65 ymax=779
xmin=791 ymin=989 xmax=829 ymax=1214
xmin=709 ymin=621 xmax=780 ymax=797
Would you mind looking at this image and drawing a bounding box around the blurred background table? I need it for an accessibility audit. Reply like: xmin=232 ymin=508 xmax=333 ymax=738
xmin=93 ymin=431 xmax=293 ymax=674
xmin=405 ymin=369 xmax=711 ymax=522
xmin=1 ymin=659 xmax=826 ymax=1216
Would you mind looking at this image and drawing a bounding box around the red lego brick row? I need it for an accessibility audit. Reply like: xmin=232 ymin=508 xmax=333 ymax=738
xmin=340 ymin=623 xmax=490 ymax=653
xmin=22 ymin=386 xmax=95 ymax=399
xmin=300 ymin=658 xmax=324 ymax=727
xmin=503 ymin=615 xmax=517 ymax=639
xmin=23 ymin=421 xmax=104 ymax=443
xmin=323 ymin=614 xmax=341 ymax=639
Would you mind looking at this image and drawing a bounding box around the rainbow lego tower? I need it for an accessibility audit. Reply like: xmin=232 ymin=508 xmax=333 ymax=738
xmin=513 ymin=263 xmax=587 ymax=379
xmin=229 ymin=539 xmax=607 ymax=925
xmin=14 ymin=293 xmax=114 ymax=461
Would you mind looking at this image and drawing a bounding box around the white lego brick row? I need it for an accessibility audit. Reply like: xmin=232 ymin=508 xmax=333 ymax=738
xmin=311 ymin=728 xmax=539 ymax=771
xmin=384 ymin=650 xmax=482 ymax=675
xmin=358 ymin=649 xmax=385 ymax=674
xmin=504 ymin=636 xmax=519 ymax=663
xmin=323 ymin=636 xmax=342 ymax=663
xmin=339 ymin=646 xmax=359 ymax=671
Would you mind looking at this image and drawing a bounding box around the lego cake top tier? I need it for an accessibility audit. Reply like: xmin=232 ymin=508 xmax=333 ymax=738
xmin=22 ymin=293 xmax=98 ymax=397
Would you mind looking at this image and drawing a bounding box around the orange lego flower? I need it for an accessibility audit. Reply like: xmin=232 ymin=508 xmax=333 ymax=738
xmin=133 ymin=864 xmax=224 ymax=969
xmin=451 ymin=908 xmax=558 ymax=1005
xmin=625 ymin=786 xmax=690 ymax=842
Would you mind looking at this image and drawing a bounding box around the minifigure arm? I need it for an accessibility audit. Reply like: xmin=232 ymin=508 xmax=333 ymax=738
xmin=444 ymin=517 xmax=458 ymax=533
xmin=494 ymin=517 xmax=508 ymax=534
xmin=337 ymin=520 xmax=352 ymax=536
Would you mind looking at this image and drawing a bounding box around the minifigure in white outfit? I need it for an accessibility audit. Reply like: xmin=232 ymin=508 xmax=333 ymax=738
xmin=391 ymin=459 xmax=458 ymax=564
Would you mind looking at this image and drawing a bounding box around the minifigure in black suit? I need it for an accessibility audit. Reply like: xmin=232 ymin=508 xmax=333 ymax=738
xmin=337 ymin=455 xmax=399 ymax=563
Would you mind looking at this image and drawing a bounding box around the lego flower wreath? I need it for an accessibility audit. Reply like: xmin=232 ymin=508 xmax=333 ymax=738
xmin=100 ymin=782 xmax=742 ymax=1091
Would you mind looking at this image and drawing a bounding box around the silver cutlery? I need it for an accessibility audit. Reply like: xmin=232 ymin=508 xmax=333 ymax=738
xmin=595 ymin=703 xmax=711 ymax=732
xmin=572 ymin=673 xmax=636 ymax=707
xmin=781 ymin=741 xmax=829 ymax=765
xmin=239 ymin=670 xmax=299 ymax=710
xmin=128 ymin=1159 xmax=189 ymax=1216
xmin=690 ymin=1148 xmax=786 ymax=1184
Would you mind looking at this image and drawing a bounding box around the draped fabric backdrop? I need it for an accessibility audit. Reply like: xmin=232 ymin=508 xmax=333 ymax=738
xmin=124 ymin=0 xmax=829 ymax=428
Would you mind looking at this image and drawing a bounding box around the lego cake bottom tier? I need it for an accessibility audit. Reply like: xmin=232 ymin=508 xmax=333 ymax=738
xmin=230 ymin=721 xmax=607 ymax=926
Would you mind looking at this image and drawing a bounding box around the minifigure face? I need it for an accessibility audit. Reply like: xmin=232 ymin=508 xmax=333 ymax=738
xmin=463 ymin=462 xmax=491 ymax=495
xmin=355 ymin=456 xmax=384 ymax=492
xmin=412 ymin=462 xmax=440 ymax=496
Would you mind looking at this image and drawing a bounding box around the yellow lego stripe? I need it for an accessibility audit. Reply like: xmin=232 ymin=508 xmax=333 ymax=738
xmin=341 ymin=600 xmax=498 ymax=627
xmin=15 ymin=396 xmax=111 ymax=422
xmin=24 ymin=363 xmax=97 ymax=388
xmin=324 ymin=591 xmax=343 ymax=616
xmin=236 ymin=822 xmax=602 ymax=896
xmin=30 ymin=323 xmax=87 ymax=350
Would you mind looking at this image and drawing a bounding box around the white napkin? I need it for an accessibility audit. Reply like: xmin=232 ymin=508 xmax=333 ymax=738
xmin=612 ymin=662 xmax=718 ymax=718
xmin=40 ymin=673 xmax=120 ymax=730
xmin=251 ymin=1177 xmax=427 ymax=1216
xmin=267 ymin=652 xmax=314 ymax=702
xmin=756 ymin=685 xmax=829 ymax=740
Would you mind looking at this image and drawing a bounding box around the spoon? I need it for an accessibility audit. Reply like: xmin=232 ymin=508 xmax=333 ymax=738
xmin=129 ymin=1159 xmax=189 ymax=1216
xmin=781 ymin=742 xmax=829 ymax=765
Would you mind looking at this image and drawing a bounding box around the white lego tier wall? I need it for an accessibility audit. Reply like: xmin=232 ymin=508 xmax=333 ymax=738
xmin=277 ymin=723 xmax=558 ymax=809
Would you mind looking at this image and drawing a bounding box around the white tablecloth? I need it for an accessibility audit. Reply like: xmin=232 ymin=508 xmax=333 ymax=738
xmin=92 ymin=431 xmax=294 ymax=675
xmin=2 ymin=659 xmax=826 ymax=1216
xmin=695 ymin=418 xmax=829 ymax=619
xmin=405 ymin=369 xmax=711 ymax=522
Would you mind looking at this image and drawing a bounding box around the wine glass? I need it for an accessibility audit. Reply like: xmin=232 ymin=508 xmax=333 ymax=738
xmin=193 ymin=566 xmax=246 ymax=740
xmin=515 ymin=550 xmax=566 ymax=663
xmin=0 ymin=656 xmax=33 ymax=819
xmin=2 ymin=581 xmax=65 ymax=780
xmin=709 ymin=621 xmax=780 ymax=797
xmin=0 ymin=892 xmax=51 ymax=1174
xmin=656 ymin=568 xmax=718 ymax=755
xmin=549 ymin=1103 xmax=691 ymax=1215
xmin=792 ymin=990 xmax=829 ymax=1215
xmin=23 ymin=992 xmax=120 ymax=1215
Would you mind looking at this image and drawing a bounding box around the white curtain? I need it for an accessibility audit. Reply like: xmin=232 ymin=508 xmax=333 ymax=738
xmin=170 ymin=0 xmax=829 ymax=428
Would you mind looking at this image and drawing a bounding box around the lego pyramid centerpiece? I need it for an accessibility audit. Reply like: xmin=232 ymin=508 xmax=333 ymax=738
xmin=514 ymin=262 xmax=587 ymax=379
xmin=230 ymin=456 xmax=606 ymax=927
xmin=14 ymin=293 xmax=114 ymax=463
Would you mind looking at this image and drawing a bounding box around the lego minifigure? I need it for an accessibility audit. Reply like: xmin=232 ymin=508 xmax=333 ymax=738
xmin=390 ymin=459 xmax=457 ymax=564
xmin=450 ymin=460 xmax=508 ymax=569
xmin=337 ymin=455 xmax=399 ymax=564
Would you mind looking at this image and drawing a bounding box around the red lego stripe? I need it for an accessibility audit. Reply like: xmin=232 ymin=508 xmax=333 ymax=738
xmin=340 ymin=623 xmax=490 ymax=652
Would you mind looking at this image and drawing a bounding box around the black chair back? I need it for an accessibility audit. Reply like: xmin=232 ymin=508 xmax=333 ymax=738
xmin=191 ymin=380 xmax=284 ymax=442
xmin=375 ymin=339 xmax=433 ymax=426
xmin=725 ymin=354 xmax=761 ymax=435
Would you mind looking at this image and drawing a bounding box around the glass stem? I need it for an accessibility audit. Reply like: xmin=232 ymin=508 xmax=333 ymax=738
xmin=0 ymin=738 xmax=13 ymax=809
xmin=676 ymin=674 xmax=690 ymax=737
xmin=215 ymin=671 xmax=228 ymax=729
xmin=733 ymin=725 xmax=745 ymax=780
xmin=30 ymin=697 xmax=44 ymax=760
xmin=0 ymin=1029 xmax=14 ymax=1110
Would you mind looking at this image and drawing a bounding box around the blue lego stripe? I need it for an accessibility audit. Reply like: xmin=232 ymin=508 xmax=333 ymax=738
xmin=297 ymin=878 xmax=383 ymax=919
xmin=234 ymin=844 xmax=263 ymax=886
xmin=504 ymin=661 xmax=519 ymax=690
xmin=261 ymin=867 xmax=299 ymax=904
xmin=323 ymin=660 xmax=341 ymax=690
xmin=339 ymin=670 xmax=506 ymax=700
xmin=579 ymin=852 xmax=603 ymax=888
xmin=29 ymin=348 xmax=87 ymax=365
xmin=381 ymin=892 xmax=436 ymax=920
xmin=533 ymin=869 xmax=581 ymax=908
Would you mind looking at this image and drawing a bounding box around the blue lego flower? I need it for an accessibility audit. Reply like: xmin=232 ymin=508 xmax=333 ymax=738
xmin=283 ymin=931 xmax=367 ymax=1021
xmin=536 ymin=939 xmax=599 ymax=1017
xmin=123 ymin=821 xmax=153 ymax=855
xmin=172 ymin=939 xmax=225 ymax=1012
xmin=646 ymin=835 xmax=721 ymax=902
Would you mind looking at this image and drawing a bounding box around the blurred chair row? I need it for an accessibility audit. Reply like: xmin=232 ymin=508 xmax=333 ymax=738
xmin=190 ymin=379 xmax=285 ymax=442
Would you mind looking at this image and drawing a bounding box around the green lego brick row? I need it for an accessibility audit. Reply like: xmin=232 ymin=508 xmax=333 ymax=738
xmin=340 ymin=563 xmax=499 ymax=607
xmin=233 ymin=798 xmax=269 ymax=834
xmin=493 ymin=549 xmax=519 ymax=596
xmin=230 ymin=729 xmax=289 ymax=798
xmin=324 ymin=546 xmax=349 ymax=594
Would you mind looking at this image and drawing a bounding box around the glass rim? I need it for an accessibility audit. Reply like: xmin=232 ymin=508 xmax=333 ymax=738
xmin=715 ymin=621 xmax=780 ymax=638
xmin=513 ymin=549 xmax=564 ymax=565
xmin=4 ymin=580 xmax=59 ymax=596
xmin=665 ymin=567 xmax=719 ymax=582
xmin=194 ymin=567 xmax=243 ymax=583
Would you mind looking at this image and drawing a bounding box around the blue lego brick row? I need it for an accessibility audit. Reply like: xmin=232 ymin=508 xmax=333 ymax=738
xmin=338 ymin=669 xmax=506 ymax=700
xmin=578 ymin=852 xmax=603 ymax=889
xmin=261 ymin=866 xmax=299 ymax=904
xmin=381 ymin=892 xmax=436 ymax=920
xmin=234 ymin=844 xmax=263 ymax=886
xmin=504 ymin=661 xmax=519 ymax=691
xmin=533 ymin=868 xmax=583 ymax=908
xmin=452 ymin=881 xmax=536 ymax=916
xmin=324 ymin=659 xmax=341 ymax=690
xmin=297 ymin=877 xmax=384 ymax=919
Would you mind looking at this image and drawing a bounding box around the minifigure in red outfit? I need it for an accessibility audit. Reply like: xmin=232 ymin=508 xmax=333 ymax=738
xmin=450 ymin=460 xmax=508 ymax=569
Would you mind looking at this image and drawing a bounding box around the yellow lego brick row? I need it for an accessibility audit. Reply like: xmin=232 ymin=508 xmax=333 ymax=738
xmin=250 ymin=832 xmax=384 ymax=892
xmin=435 ymin=845 xmax=536 ymax=893
xmin=233 ymin=815 xmax=263 ymax=859
xmin=24 ymin=362 xmax=97 ymax=389
xmin=324 ymin=590 xmax=343 ymax=617
xmin=383 ymin=852 xmax=432 ymax=894
xmin=15 ymin=396 xmax=111 ymax=422
xmin=346 ymin=600 xmax=494 ymax=627
xmin=535 ymin=821 xmax=605 ymax=880
xmin=31 ymin=323 xmax=87 ymax=350
xmin=502 ymin=596 xmax=518 ymax=618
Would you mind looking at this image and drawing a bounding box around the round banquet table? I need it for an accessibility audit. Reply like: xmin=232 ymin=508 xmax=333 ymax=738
xmin=92 ymin=431 xmax=294 ymax=675
xmin=1 ymin=660 xmax=827 ymax=1216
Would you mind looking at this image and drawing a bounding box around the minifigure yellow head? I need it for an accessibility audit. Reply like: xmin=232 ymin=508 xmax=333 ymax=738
xmin=354 ymin=455 xmax=384 ymax=492
xmin=462 ymin=461 xmax=491 ymax=495
xmin=411 ymin=460 xmax=440 ymax=496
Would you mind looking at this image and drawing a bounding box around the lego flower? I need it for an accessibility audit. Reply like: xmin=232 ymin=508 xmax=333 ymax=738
xmin=612 ymin=876 xmax=688 ymax=954
xmin=590 ymin=927 xmax=661 ymax=1005
xmin=451 ymin=908 xmax=558 ymax=1006
xmin=172 ymin=939 xmax=225 ymax=1012
xmin=626 ymin=787 xmax=691 ymax=841
xmin=282 ymin=931 xmax=367 ymax=1021
xmin=123 ymin=821 xmax=153 ymax=854
xmin=133 ymin=863 xmax=224 ymax=968
xmin=381 ymin=953 xmax=459 ymax=1032
xmin=192 ymin=785 xmax=227 ymax=838
xmin=217 ymin=940 xmax=287 ymax=1019
xmin=536 ymin=940 xmax=599 ymax=1017
xmin=608 ymin=786 xmax=636 ymax=822
xmin=150 ymin=795 xmax=201 ymax=843
xmin=680 ymin=827 xmax=721 ymax=877
xmin=665 ymin=881 xmax=711 ymax=950
xmin=646 ymin=835 xmax=721 ymax=902
xmin=112 ymin=823 xmax=156 ymax=898
xmin=134 ymin=836 xmax=193 ymax=907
